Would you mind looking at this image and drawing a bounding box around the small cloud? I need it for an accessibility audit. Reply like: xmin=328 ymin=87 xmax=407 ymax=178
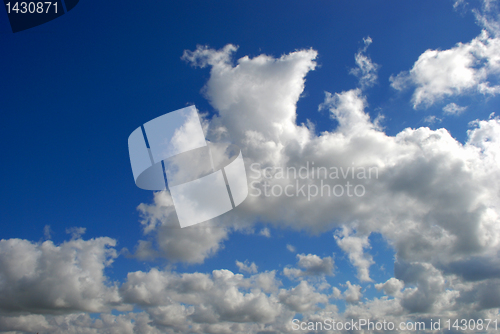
xmin=349 ymin=36 xmax=379 ymax=89
xmin=443 ymin=103 xmax=467 ymax=115
xmin=286 ymin=244 xmax=296 ymax=253
xmin=375 ymin=277 xmax=405 ymax=297
xmin=453 ymin=0 xmax=468 ymax=10
xmin=66 ymin=227 xmax=86 ymax=240
xmin=259 ymin=227 xmax=271 ymax=238
xmin=283 ymin=253 xmax=335 ymax=279
xmin=43 ymin=225 xmax=52 ymax=240
xmin=236 ymin=260 xmax=258 ymax=274
xmin=424 ymin=115 xmax=442 ymax=124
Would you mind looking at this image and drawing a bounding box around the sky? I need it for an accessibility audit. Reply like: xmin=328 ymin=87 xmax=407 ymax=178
xmin=1 ymin=0 xmax=500 ymax=333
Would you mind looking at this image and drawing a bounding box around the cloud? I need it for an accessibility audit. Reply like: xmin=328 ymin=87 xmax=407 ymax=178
xmin=120 ymin=268 xmax=284 ymax=328
xmin=132 ymin=191 xmax=229 ymax=263
xmin=424 ymin=115 xmax=442 ymax=124
xmin=0 ymin=238 xmax=120 ymax=314
xmin=236 ymin=260 xmax=258 ymax=274
xmin=390 ymin=29 xmax=500 ymax=108
xmin=443 ymin=102 xmax=468 ymax=115
xmin=283 ymin=253 xmax=335 ymax=279
xmin=65 ymin=226 xmax=86 ymax=239
xmin=43 ymin=225 xmax=51 ymax=240
xmin=259 ymin=227 xmax=271 ymax=237
xmin=343 ymin=281 xmax=363 ymax=303
xmin=335 ymin=227 xmax=374 ymax=282
xmin=286 ymin=244 xmax=296 ymax=252
xmin=278 ymin=280 xmax=328 ymax=312
xmin=349 ymin=36 xmax=380 ymax=89
xmin=375 ymin=277 xmax=405 ymax=297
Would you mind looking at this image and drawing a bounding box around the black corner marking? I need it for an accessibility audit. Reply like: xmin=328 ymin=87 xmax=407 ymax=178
xmin=4 ymin=0 xmax=79 ymax=33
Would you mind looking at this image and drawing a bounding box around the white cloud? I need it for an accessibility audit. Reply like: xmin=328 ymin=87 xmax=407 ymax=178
xmin=43 ymin=225 xmax=51 ymax=240
xmin=424 ymin=115 xmax=442 ymax=124
xmin=278 ymin=280 xmax=328 ymax=312
xmin=343 ymin=281 xmax=363 ymax=303
xmin=349 ymin=36 xmax=379 ymax=89
xmin=335 ymin=227 xmax=374 ymax=282
xmin=284 ymin=253 xmax=334 ymax=279
xmin=375 ymin=277 xmax=405 ymax=297
xmin=259 ymin=227 xmax=271 ymax=237
xmin=286 ymin=244 xmax=296 ymax=252
xmin=443 ymin=102 xmax=468 ymax=115
xmin=236 ymin=260 xmax=258 ymax=274
xmin=133 ymin=191 xmax=228 ymax=263
xmin=0 ymin=238 xmax=120 ymax=313
xmin=65 ymin=226 xmax=86 ymax=239
xmin=390 ymin=29 xmax=500 ymax=108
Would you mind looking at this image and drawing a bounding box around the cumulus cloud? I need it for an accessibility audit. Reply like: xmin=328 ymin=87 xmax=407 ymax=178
xmin=0 ymin=238 xmax=120 ymax=314
xmin=375 ymin=277 xmax=405 ymax=297
xmin=343 ymin=281 xmax=363 ymax=303
xmin=283 ymin=253 xmax=334 ymax=279
xmin=390 ymin=29 xmax=500 ymax=108
xmin=132 ymin=191 xmax=228 ymax=263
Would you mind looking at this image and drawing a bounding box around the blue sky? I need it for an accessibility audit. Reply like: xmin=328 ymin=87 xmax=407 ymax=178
xmin=1 ymin=0 xmax=500 ymax=333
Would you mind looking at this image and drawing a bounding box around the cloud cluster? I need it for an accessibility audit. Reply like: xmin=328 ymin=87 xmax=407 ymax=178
xmin=0 ymin=237 xmax=120 ymax=314
xmin=116 ymin=25 xmax=500 ymax=329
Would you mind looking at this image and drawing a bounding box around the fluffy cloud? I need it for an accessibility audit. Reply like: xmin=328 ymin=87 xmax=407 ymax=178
xmin=390 ymin=29 xmax=500 ymax=108
xmin=343 ymin=281 xmax=363 ymax=303
xmin=120 ymin=268 xmax=285 ymax=330
xmin=375 ymin=277 xmax=405 ymax=297
xmin=132 ymin=191 xmax=228 ymax=263
xmin=335 ymin=227 xmax=374 ymax=282
xmin=283 ymin=253 xmax=334 ymax=279
xmin=0 ymin=238 xmax=120 ymax=314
